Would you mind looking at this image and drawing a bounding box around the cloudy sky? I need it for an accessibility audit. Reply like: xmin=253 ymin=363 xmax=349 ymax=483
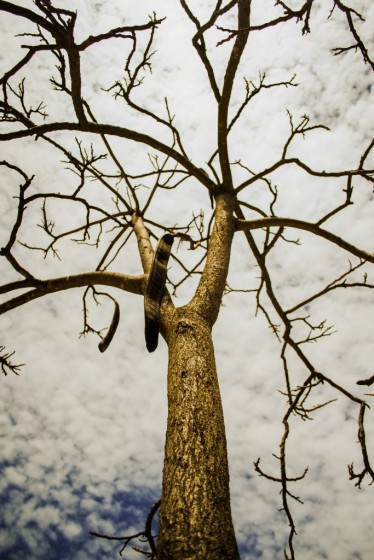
xmin=0 ymin=1 xmax=373 ymax=559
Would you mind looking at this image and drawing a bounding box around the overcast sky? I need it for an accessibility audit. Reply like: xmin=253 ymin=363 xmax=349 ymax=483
xmin=0 ymin=1 xmax=373 ymax=559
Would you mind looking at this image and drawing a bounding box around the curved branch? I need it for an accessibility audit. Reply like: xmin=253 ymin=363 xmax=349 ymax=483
xmin=218 ymin=0 xmax=250 ymax=189
xmin=0 ymin=2 xmax=87 ymax=122
xmin=0 ymin=120 xmax=216 ymax=192
xmin=236 ymin=216 xmax=374 ymax=263
xmin=332 ymin=1 xmax=374 ymax=71
xmin=0 ymin=1 xmax=62 ymax=38
xmin=0 ymin=271 xmax=145 ymax=315
xmin=217 ymin=0 xmax=314 ymax=41
xmin=0 ymin=49 xmax=36 ymax=87
xmin=180 ymin=0 xmax=238 ymax=102
xmin=132 ymin=213 xmax=155 ymax=274
xmin=78 ymin=19 xmax=165 ymax=51
xmin=190 ymin=192 xmax=236 ymax=325
xmin=236 ymin=157 xmax=374 ymax=193
xmin=98 ymin=299 xmax=120 ymax=353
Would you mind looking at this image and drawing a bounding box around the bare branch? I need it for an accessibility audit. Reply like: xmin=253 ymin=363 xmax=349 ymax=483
xmin=0 ymin=345 xmax=24 ymax=376
xmin=217 ymin=0 xmax=314 ymax=44
xmin=236 ymin=216 xmax=374 ymax=263
xmin=218 ymin=0 xmax=250 ymax=189
xmin=90 ymin=499 xmax=160 ymax=558
xmin=236 ymin=156 xmax=373 ymax=193
xmin=331 ymin=1 xmax=374 ymax=70
xmin=0 ymin=120 xmax=216 ymax=192
xmin=286 ymin=260 xmax=373 ymax=314
xmin=0 ymin=271 xmax=144 ymax=316
xmin=357 ymin=374 xmax=374 ymax=387
xmin=179 ymin=0 xmax=238 ymax=101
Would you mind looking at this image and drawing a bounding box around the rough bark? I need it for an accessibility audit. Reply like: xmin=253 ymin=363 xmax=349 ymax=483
xmin=157 ymin=192 xmax=239 ymax=559
xmin=157 ymin=308 xmax=240 ymax=560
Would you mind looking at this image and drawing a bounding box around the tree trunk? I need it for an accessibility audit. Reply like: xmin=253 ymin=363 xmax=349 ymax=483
xmin=157 ymin=307 xmax=240 ymax=559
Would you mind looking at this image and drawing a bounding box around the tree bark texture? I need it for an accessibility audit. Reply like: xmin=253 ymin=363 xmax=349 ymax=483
xmin=157 ymin=308 xmax=240 ymax=560
xmin=156 ymin=192 xmax=238 ymax=558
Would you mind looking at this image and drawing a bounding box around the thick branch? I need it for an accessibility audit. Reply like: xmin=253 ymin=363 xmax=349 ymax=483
xmin=180 ymin=0 xmax=238 ymax=102
xmin=0 ymin=1 xmax=62 ymax=38
xmin=218 ymin=0 xmax=250 ymax=188
xmin=236 ymin=216 xmax=374 ymax=263
xmin=0 ymin=120 xmax=216 ymax=192
xmin=189 ymin=193 xmax=235 ymax=326
xmin=132 ymin=213 xmax=155 ymax=274
xmin=0 ymin=271 xmax=144 ymax=315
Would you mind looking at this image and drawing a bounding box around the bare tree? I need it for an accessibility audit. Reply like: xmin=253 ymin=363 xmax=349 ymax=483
xmin=0 ymin=1 xmax=373 ymax=559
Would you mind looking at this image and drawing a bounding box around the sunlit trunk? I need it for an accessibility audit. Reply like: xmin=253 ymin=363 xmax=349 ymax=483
xmin=157 ymin=308 xmax=240 ymax=559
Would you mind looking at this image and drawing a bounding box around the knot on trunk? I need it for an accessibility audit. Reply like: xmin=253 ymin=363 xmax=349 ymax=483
xmin=175 ymin=320 xmax=193 ymax=335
